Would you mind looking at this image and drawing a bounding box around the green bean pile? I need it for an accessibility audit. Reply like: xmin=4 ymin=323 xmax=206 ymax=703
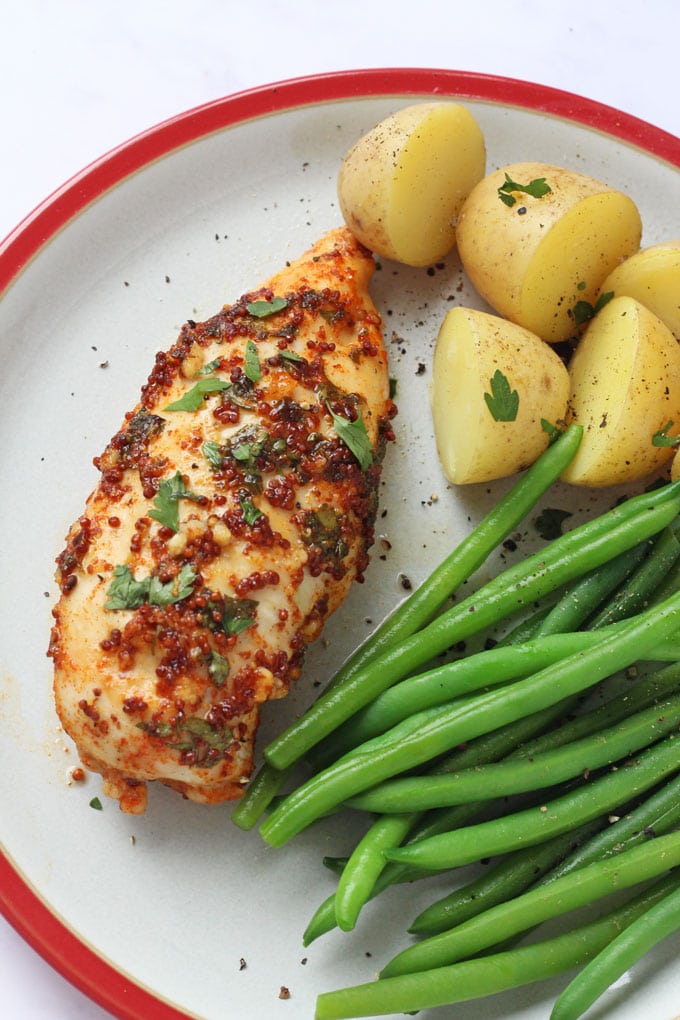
xmin=231 ymin=425 xmax=680 ymax=1020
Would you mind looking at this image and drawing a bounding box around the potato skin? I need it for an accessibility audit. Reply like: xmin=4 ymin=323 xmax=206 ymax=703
xmin=600 ymin=240 xmax=680 ymax=339
xmin=456 ymin=162 xmax=642 ymax=343
xmin=337 ymin=102 xmax=485 ymax=266
xmin=431 ymin=307 xmax=569 ymax=485
xmin=561 ymin=296 xmax=680 ymax=487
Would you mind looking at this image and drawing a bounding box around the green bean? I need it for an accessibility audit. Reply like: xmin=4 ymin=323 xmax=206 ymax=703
xmin=550 ymin=878 xmax=680 ymax=1020
xmin=381 ymin=830 xmax=680 ymax=977
xmin=535 ymin=540 xmax=651 ymax=636
xmin=265 ymin=486 xmax=680 ymax=771
xmin=347 ymin=691 xmax=680 ymax=813
xmin=541 ymin=770 xmax=680 ymax=884
xmin=384 ymin=730 xmax=680 ymax=871
xmin=314 ymin=627 xmax=628 ymax=763
xmin=230 ymin=761 xmax=294 ymax=830
xmin=306 ymin=700 xmax=579 ymax=943
xmin=587 ymin=517 xmax=680 ymax=629
xmin=313 ymin=872 xmax=680 ymax=1019
xmin=408 ymin=818 xmax=604 ymax=936
xmin=260 ymin=592 xmax=680 ymax=847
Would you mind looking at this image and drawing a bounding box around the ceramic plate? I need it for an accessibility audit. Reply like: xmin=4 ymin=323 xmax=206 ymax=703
xmin=2 ymin=69 xmax=680 ymax=1020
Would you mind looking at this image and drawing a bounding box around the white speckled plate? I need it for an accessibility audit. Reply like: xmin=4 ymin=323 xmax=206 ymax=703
xmin=1 ymin=69 xmax=679 ymax=1020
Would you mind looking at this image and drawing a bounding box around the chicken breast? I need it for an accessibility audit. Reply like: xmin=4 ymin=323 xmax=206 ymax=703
xmin=49 ymin=228 xmax=396 ymax=813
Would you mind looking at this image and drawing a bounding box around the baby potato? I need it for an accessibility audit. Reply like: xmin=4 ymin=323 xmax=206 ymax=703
xmin=431 ymin=306 xmax=569 ymax=485
xmin=456 ymin=162 xmax=642 ymax=343
xmin=599 ymin=240 xmax=680 ymax=339
xmin=561 ymin=295 xmax=680 ymax=487
xmin=337 ymin=102 xmax=485 ymax=267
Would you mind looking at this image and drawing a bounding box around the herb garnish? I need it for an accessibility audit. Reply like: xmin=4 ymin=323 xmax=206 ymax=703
xmin=279 ymin=350 xmax=304 ymax=363
xmin=149 ymin=471 xmax=202 ymax=532
xmin=541 ymin=419 xmax=565 ymax=445
xmin=244 ymin=339 xmax=262 ymax=382
xmin=239 ymin=493 xmax=264 ymax=525
xmin=326 ymin=402 xmax=373 ymax=470
xmin=208 ymin=651 xmax=230 ymax=687
xmin=571 ymin=290 xmax=614 ymax=326
xmin=89 ymin=797 xmax=103 ymax=811
xmin=246 ymin=297 xmax=288 ymax=318
xmin=105 ymin=563 xmax=197 ymax=610
xmin=534 ymin=507 xmax=573 ymax=540
xmin=652 ymin=421 xmax=680 ymax=448
xmin=202 ymin=440 xmax=224 ymax=468
xmin=195 ymin=358 xmax=222 ymax=376
xmin=484 ymin=370 xmax=520 ymax=422
xmin=497 ymin=173 xmax=552 ymax=207
xmin=164 ymin=377 xmax=231 ymax=412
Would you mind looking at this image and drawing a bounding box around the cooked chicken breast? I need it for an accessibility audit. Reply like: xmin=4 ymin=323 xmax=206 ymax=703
xmin=49 ymin=228 xmax=395 ymax=813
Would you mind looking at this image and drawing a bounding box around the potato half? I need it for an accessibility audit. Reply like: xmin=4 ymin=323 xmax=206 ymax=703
xmin=561 ymin=295 xmax=680 ymax=487
xmin=600 ymin=240 xmax=680 ymax=339
xmin=337 ymin=102 xmax=486 ymax=266
xmin=431 ymin=306 xmax=570 ymax=485
xmin=456 ymin=162 xmax=642 ymax=343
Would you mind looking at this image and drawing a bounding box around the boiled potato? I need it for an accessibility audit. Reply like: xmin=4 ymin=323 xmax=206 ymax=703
xmin=561 ymin=295 xmax=680 ymax=487
xmin=431 ymin=306 xmax=569 ymax=485
xmin=337 ymin=102 xmax=485 ymax=267
xmin=599 ymin=240 xmax=680 ymax=339
xmin=456 ymin=162 xmax=642 ymax=343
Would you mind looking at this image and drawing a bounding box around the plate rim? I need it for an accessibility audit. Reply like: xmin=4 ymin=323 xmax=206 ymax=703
xmin=2 ymin=66 xmax=679 ymax=1020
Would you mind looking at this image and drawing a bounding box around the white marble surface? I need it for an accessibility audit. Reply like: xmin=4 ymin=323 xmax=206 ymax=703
xmin=1 ymin=0 xmax=678 ymax=1017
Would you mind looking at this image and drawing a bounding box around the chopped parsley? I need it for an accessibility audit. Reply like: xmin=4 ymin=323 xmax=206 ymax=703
xmin=104 ymin=563 xmax=197 ymax=611
xmin=497 ymin=173 xmax=552 ymax=207
xmin=244 ymin=339 xmax=262 ymax=382
xmin=652 ymin=421 xmax=680 ymax=448
xmin=195 ymin=358 xmax=222 ymax=376
xmin=164 ymin=377 xmax=231 ymax=412
xmin=326 ymin=401 xmax=373 ymax=470
xmin=541 ymin=419 xmax=565 ymax=445
xmin=484 ymin=370 xmax=520 ymax=422
xmin=202 ymin=440 xmax=224 ymax=468
xmin=208 ymin=651 xmax=230 ymax=687
xmin=535 ymin=506 xmax=573 ymax=540
xmin=239 ymin=493 xmax=264 ymax=525
xmin=246 ymin=297 xmax=288 ymax=318
xmin=149 ymin=471 xmax=202 ymax=532
xmin=89 ymin=797 xmax=103 ymax=811
xmin=571 ymin=290 xmax=614 ymax=326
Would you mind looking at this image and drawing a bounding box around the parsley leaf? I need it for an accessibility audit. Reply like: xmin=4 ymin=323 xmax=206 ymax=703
xmin=202 ymin=440 xmax=224 ymax=469
xmin=246 ymin=297 xmax=288 ymax=318
xmin=105 ymin=563 xmax=196 ymax=611
xmin=572 ymin=290 xmax=614 ymax=326
xmin=164 ymin=377 xmax=231 ymax=412
xmin=89 ymin=797 xmax=103 ymax=811
xmin=244 ymin=339 xmax=262 ymax=382
xmin=652 ymin=421 xmax=680 ymax=448
xmin=534 ymin=507 xmax=573 ymax=541
xmin=195 ymin=358 xmax=222 ymax=377
xmin=221 ymin=597 xmax=258 ymax=634
xmin=147 ymin=563 xmax=197 ymax=606
xmin=326 ymin=401 xmax=373 ymax=470
xmin=104 ymin=564 xmax=150 ymax=610
xmin=484 ymin=370 xmax=520 ymax=422
xmin=541 ymin=419 xmax=565 ymax=445
xmin=498 ymin=173 xmax=552 ymax=207
xmin=148 ymin=471 xmax=202 ymax=532
xmin=279 ymin=349 xmax=304 ymax=363
xmin=239 ymin=493 xmax=264 ymax=525
xmin=208 ymin=651 xmax=230 ymax=687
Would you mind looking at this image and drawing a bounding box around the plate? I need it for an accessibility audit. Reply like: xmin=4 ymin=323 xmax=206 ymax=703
xmin=1 ymin=69 xmax=680 ymax=1020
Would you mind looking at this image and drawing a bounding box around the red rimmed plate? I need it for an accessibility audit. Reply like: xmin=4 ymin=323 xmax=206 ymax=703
xmin=2 ymin=69 xmax=679 ymax=1020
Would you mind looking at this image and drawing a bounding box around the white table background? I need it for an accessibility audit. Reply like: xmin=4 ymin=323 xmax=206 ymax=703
xmin=1 ymin=0 xmax=677 ymax=1016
